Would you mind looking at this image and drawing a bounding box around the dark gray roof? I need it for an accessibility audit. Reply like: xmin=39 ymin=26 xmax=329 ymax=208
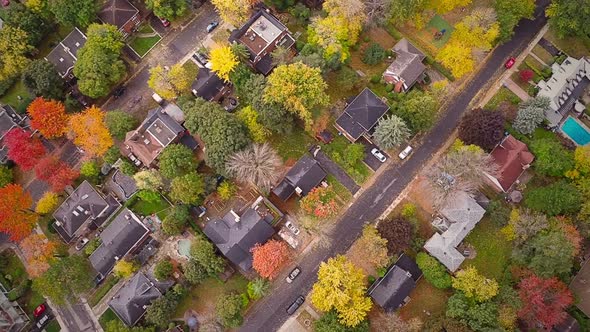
xmin=191 ymin=68 xmax=226 ymax=101
xmin=44 ymin=28 xmax=87 ymax=78
xmin=106 ymin=169 xmax=138 ymax=201
xmin=109 ymin=272 xmax=172 ymax=326
xmin=204 ymin=208 xmax=275 ymax=271
xmin=89 ymin=208 xmax=150 ymax=279
xmin=335 ymin=88 xmax=389 ymax=141
xmin=272 ymin=154 xmax=327 ymax=201
xmin=137 ymin=237 xmax=159 ymax=265
xmin=98 ymin=0 xmax=139 ymax=30
xmin=53 ymin=181 xmax=121 ymax=243
xmin=383 ymin=39 xmax=426 ymax=90
xmin=369 ymin=254 xmax=422 ymax=311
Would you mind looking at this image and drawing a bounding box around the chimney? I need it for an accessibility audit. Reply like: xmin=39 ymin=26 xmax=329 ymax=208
xmin=230 ymin=210 xmax=240 ymax=223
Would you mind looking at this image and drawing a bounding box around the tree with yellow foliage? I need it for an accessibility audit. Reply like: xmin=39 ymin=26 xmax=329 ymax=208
xmin=429 ymin=0 xmax=472 ymax=14
xmin=68 ymin=106 xmax=113 ymax=157
xmin=308 ymin=0 xmax=366 ymax=61
xmin=148 ymin=64 xmax=192 ymax=100
xmin=264 ymin=62 xmax=328 ymax=129
xmin=35 ymin=192 xmax=59 ymax=215
xmin=211 ymin=0 xmax=250 ymax=27
xmin=452 ymin=266 xmax=499 ymax=302
xmin=237 ymin=106 xmax=269 ymax=143
xmin=436 ymin=41 xmax=474 ymax=79
xmin=113 ymin=260 xmax=138 ymax=279
xmin=452 ymin=8 xmax=500 ymax=50
xmin=209 ymin=46 xmax=239 ymax=82
xmin=311 ymin=255 xmax=372 ymax=327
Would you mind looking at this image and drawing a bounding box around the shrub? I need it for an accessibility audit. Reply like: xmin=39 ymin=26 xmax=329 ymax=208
xmin=416 ymin=252 xmax=452 ymax=289
xmin=84 ymin=238 xmax=101 ymax=256
xmin=217 ymin=181 xmax=237 ymax=201
xmin=154 ymin=259 xmax=174 ymax=281
xmin=525 ymin=181 xmax=582 ymax=216
xmin=362 ymin=43 xmax=386 ymax=65
xmin=519 ymin=69 xmax=534 ymax=82
xmin=370 ymin=75 xmax=381 ymax=84
xmin=385 ymin=84 xmax=394 ymax=92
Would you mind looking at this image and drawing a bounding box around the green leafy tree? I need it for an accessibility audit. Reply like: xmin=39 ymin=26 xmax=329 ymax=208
xmin=190 ymin=235 xmax=225 ymax=276
xmin=217 ymin=181 xmax=237 ymax=201
xmin=170 ymin=172 xmax=204 ymax=205
xmin=446 ymin=293 xmax=499 ymax=331
xmin=22 ymin=60 xmax=65 ymax=100
xmin=162 ymin=205 xmax=190 ymax=236
xmin=145 ymin=0 xmax=186 ymax=20
xmin=389 ymin=0 xmax=429 ymax=24
xmin=495 ymin=0 xmax=535 ymax=42
xmin=344 ymin=143 xmax=365 ymax=167
xmin=237 ymin=106 xmax=270 ymax=143
xmin=154 ymin=259 xmax=174 ymax=281
xmin=362 ymin=43 xmax=386 ymax=65
xmin=147 ymin=64 xmax=192 ymax=100
xmin=546 ymin=0 xmax=590 ymax=38
xmin=216 ymin=293 xmax=244 ymax=328
xmin=247 ymin=278 xmax=270 ymax=300
xmin=314 ymin=310 xmax=370 ymax=332
xmin=105 ymin=319 xmax=156 ymax=332
xmin=415 ymin=252 xmax=452 ymax=289
xmin=182 ymin=259 xmax=208 ymax=285
xmin=32 ymin=255 xmax=94 ymax=304
xmin=183 ymin=98 xmax=251 ymax=173
xmin=395 ymin=91 xmax=438 ymax=133
xmin=118 ymin=160 xmax=137 ymax=176
xmin=529 ymin=138 xmax=575 ymax=177
xmin=80 ymin=160 xmax=100 ymax=181
xmin=113 ymin=260 xmax=138 ymax=279
xmin=48 ymin=0 xmax=96 ymax=27
xmin=74 ymin=24 xmax=125 ymax=98
xmin=336 ymin=66 xmax=363 ymax=91
xmin=0 ymin=166 xmax=13 ymax=187
xmin=513 ymin=227 xmax=575 ymax=278
xmin=103 ymin=146 xmax=122 ymax=164
xmin=4 ymin=3 xmax=48 ymax=46
xmin=145 ymin=291 xmax=180 ymax=327
xmin=525 ymin=180 xmax=581 ymax=216
xmin=133 ymin=169 xmax=163 ymax=191
xmin=513 ymin=96 xmax=551 ymax=135
xmin=105 ymin=111 xmax=137 ymax=140
xmin=373 ymin=115 xmax=411 ymax=149
xmin=158 ymin=144 xmax=197 ymax=179
xmin=0 ymin=27 xmax=32 ymax=82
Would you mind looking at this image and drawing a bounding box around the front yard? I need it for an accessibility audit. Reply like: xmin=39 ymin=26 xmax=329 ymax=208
xmin=485 ymin=87 xmax=521 ymax=111
xmin=128 ymin=23 xmax=161 ymax=58
xmin=321 ymin=135 xmax=371 ymax=184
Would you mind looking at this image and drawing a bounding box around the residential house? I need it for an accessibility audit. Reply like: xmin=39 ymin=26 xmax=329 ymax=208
xmin=229 ymin=8 xmax=296 ymax=75
xmin=89 ymin=208 xmax=150 ymax=282
xmin=382 ymin=38 xmax=426 ymax=92
xmin=191 ymin=68 xmax=231 ymax=102
xmin=108 ymin=272 xmax=173 ymax=326
xmin=124 ymin=108 xmax=186 ymax=167
xmin=552 ymin=313 xmax=581 ymax=332
xmin=334 ymin=88 xmax=390 ymax=143
xmin=424 ymin=192 xmax=486 ymax=272
xmin=537 ymin=56 xmax=590 ymax=127
xmin=204 ymin=205 xmax=277 ymax=271
xmin=272 ymin=154 xmax=327 ymax=201
xmin=569 ymin=258 xmax=590 ymax=319
xmin=45 ymin=27 xmax=87 ymax=80
xmin=0 ymin=105 xmax=29 ymax=164
xmin=105 ymin=168 xmax=138 ymax=201
xmin=98 ymin=0 xmax=141 ymax=38
xmin=53 ymin=180 xmax=121 ymax=243
xmin=368 ymin=253 xmax=422 ymax=311
xmin=484 ymin=135 xmax=534 ymax=192
xmin=0 ymin=283 xmax=29 ymax=332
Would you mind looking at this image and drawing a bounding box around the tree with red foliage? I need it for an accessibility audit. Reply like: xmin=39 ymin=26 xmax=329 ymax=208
xmin=251 ymin=240 xmax=290 ymax=279
xmin=4 ymin=128 xmax=46 ymax=171
xmin=27 ymin=97 xmax=69 ymax=138
xmin=34 ymin=156 xmax=79 ymax=192
xmin=518 ymin=274 xmax=573 ymax=329
xmin=0 ymin=184 xmax=38 ymax=241
xmin=300 ymin=187 xmax=339 ymax=219
xmin=519 ymin=69 xmax=534 ymax=82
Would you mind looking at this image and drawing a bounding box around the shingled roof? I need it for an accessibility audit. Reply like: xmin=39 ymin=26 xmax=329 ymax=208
xmin=383 ymin=39 xmax=426 ymax=92
xmin=486 ymin=135 xmax=534 ymax=192
xmin=369 ymin=254 xmax=422 ymax=311
xmin=98 ymin=0 xmax=139 ymax=31
xmin=335 ymin=88 xmax=390 ymax=142
xmin=272 ymin=154 xmax=327 ymax=201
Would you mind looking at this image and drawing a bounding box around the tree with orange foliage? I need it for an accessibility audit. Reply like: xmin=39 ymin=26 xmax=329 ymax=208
xmin=557 ymin=219 xmax=582 ymax=257
xmin=27 ymin=97 xmax=69 ymax=138
xmin=0 ymin=184 xmax=38 ymax=241
xmin=34 ymin=156 xmax=79 ymax=192
xmin=4 ymin=128 xmax=46 ymax=171
xmin=68 ymin=106 xmax=113 ymax=157
xmin=251 ymin=240 xmax=290 ymax=279
xmin=20 ymin=233 xmax=57 ymax=277
xmin=300 ymin=186 xmax=339 ymax=219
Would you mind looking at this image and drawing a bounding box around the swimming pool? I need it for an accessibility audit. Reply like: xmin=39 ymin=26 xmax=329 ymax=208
xmin=177 ymin=239 xmax=191 ymax=258
xmin=561 ymin=117 xmax=590 ymax=146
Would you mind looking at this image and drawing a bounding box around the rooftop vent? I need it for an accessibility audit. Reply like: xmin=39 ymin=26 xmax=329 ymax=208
xmin=81 ymin=194 xmax=89 ymax=200
xmin=143 ymin=138 xmax=150 ymax=145
xmin=125 ymin=214 xmax=131 ymax=220
xmin=73 ymin=210 xmax=80 ymax=216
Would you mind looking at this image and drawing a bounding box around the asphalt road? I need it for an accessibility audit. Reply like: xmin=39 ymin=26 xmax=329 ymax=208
xmin=239 ymin=2 xmax=550 ymax=331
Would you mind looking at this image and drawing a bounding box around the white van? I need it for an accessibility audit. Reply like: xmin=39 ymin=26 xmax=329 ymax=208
xmin=398 ymin=146 xmax=413 ymax=159
xmin=152 ymin=93 xmax=164 ymax=105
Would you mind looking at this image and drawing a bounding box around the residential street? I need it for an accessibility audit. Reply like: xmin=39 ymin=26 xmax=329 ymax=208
xmin=102 ymin=3 xmax=219 ymax=114
xmin=239 ymin=1 xmax=551 ymax=331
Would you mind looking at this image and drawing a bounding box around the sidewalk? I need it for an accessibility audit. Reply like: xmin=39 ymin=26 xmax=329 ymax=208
xmin=504 ymin=78 xmax=531 ymax=101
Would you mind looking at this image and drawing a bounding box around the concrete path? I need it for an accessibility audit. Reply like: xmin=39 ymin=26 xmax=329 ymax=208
xmin=504 ymin=78 xmax=531 ymax=101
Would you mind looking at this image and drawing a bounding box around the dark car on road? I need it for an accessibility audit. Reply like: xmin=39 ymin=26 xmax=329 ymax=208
xmin=286 ymin=295 xmax=305 ymax=315
xmin=206 ymin=21 xmax=219 ymax=33
xmin=113 ymin=86 xmax=126 ymax=99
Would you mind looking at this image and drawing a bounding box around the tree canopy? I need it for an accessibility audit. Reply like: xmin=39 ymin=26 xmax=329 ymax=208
xmin=27 ymin=97 xmax=69 ymax=138
xmin=32 ymin=254 xmax=94 ymax=304
xmin=395 ymin=91 xmax=438 ymax=133
xmin=209 ymin=46 xmax=239 ymax=82
xmin=518 ymin=275 xmax=573 ymax=329
xmin=373 ymin=115 xmax=411 ymax=149
xmin=158 ymin=144 xmax=197 ymax=179
xmin=457 ymin=108 xmax=505 ymax=150
xmin=147 ymin=64 xmax=192 ymax=100
xmin=225 ymin=143 xmax=282 ymax=192
xmin=495 ymin=0 xmax=535 ymax=42
xmin=415 ymin=252 xmax=452 ymax=289
xmin=216 ymin=293 xmax=244 ymax=328
xmin=0 ymin=27 xmax=32 ymax=83
xmin=162 ymin=205 xmax=190 ymax=236
xmin=48 ymin=0 xmax=96 ymax=27
xmin=169 ymin=172 xmax=205 ymax=205
xmin=4 ymin=128 xmax=46 ymax=170
xmin=513 ymin=96 xmax=551 ymax=135
xmin=145 ymin=0 xmax=187 ymax=20
xmin=22 ymin=60 xmax=65 ymax=100
xmin=546 ymin=0 xmax=590 ymax=38
xmin=452 ymin=267 xmax=499 ymax=302
xmin=190 ymin=235 xmax=225 ymax=276
xmin=529 ymin=138 xmax=575 ymax=177
xmin=251 ymin=240 xmax=290 ymax=279
xmin=105 ymin=111 xmax=137 ymax=140
xmin=0 ymin=184 xmax=38 ymax=241
xmin=525 ymin=180 xmax=581 ymax=216
xmin=68 ymin=106 xmax=114 ymax=157
xmin=210 ymin=0 xmax=251 ymax=26
xmin=376 ymin=217 xmax=413 ymax=255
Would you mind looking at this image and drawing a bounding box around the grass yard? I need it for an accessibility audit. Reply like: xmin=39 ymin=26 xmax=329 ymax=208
xmin=532 ymin=44 xmax=555 ymax=65
xmin=127 ymin=194 xmax=172 ymax=219
xmin=326 ymin=174 xmax=353 ymax=202
xmin=426 ymin=15 xmax=454 ymax=48
xmin=463 ymin=217 xmax=512 ymax=280
xmin=270 ymin=126 xmax=315 ymax=164
xmin=523 ymin=55 xmax=546 ymax=72
xmin=89 ymin=275 xmax=121 ymax=307
xmin=545 ymin=27 xmax=590 ymax=58
xmin=99 ymin=308 xmax=121 ymax=329
xmin=128 ymin=24 xmax=161 ymax=58
xmin=45 ymin=320 xmax=61 ymax=332
xmin=321 ymin=135 xmax=371 ymax=184
xmin=173 ymin=274 xmax=248 ymax=319
xmin=0 ymin=80 xmax=32 ymax=113
xmin=398 ymin=279 xmax=450 ymax=321
xmin=348 ymin=27 xmax=398 ymax=79
xmin=0 ymin=250 xmax=45 ymax=316
xmin=485 ymin=87 xmax=522 ymax=110
xmin=325 ymin=70 xmax=364 ymax=104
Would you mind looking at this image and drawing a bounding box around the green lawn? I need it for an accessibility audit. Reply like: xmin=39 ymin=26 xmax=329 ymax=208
xmin=321 ymin=135 xmax=371 ymax=184
xmin=326 ymin=174 xmax=353 ymax=202
xmin=427 ymin=15 xmax=454 ymax=48
xmin=270 ymin=126 xmax=316 ymax=163
xmin=129 ymin=34 xmax=161 ymax=58
xmin=99 ymin=308 xmax=121 ymax=329
xmin=532 ymin=44 xmax=555 ymax=65
xmin=173 ymin=274 xmax=248 ymax=318
xmin=45 ymin=320 xmax=61 ymax=332
xmin=463 ymin=217 xmax=512 ymax=280
xmin=485 ymin=87 xmax=522 ymax=111
xmin=0 ymin=80 xmax=32 ymax=113
xmin=127 ymin=194 xmax=172 ymax=218
xmin=399 ymin=279 xmax=450 ymax=321
xmin=89 ymin=275 xmax=121 ymax=307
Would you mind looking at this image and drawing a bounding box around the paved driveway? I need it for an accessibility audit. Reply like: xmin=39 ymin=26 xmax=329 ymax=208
xmin=310 ymin=147 xmax=360 ymax=195
xmin=239 ymin=1 xmax=550 ymax=330
xmin=358 ymin=137 xmax=389 ymax=171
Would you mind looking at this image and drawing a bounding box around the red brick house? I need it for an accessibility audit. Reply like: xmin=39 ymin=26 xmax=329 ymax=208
xmin=98 ymin=0 xmax=141 ymax=38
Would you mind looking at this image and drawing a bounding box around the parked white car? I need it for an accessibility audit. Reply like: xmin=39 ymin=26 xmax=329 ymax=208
xmin=371 ymin=148 xmax=387 ymax=163
xmin=398 ymin=146 xmax=413 ymax=160
xmin=285 ymin=221 xmax=300 ymax=235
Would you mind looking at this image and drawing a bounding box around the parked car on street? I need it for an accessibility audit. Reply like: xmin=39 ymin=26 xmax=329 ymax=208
xmin=286 ymin=295 xmax=305 ymax=314
xmin=33 ymin=304 xmax=46 ymax=318
xmin=206 ymin=21 xmax=219 ymax=33
xmin=504 ymin=57 xmax=516 ymax=69
xmin=75 ymin=238 xmax=89 ymax=251
xmin=286 ymin=267 xmax=301 ymax=283
xmin=398 ymin=146 xmax=413 ymax=160
xmin=285 ymin=221 xmax=300 ymax=235
xmin=159 ymin=17 xmax=170 ymax=27
xmin=371 ymin=148 xmax=387 ymax=163
xmin=113 ymin=86 xmax=126 ymax=98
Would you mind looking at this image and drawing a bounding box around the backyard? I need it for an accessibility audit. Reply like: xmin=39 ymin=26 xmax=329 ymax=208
xmin=127 ymin=193 xmax=172 ymax=220
xmin=398 ymin=279 xmax=451 ymax=321
xmin=128 ymin=23 xmax=162 ymax=58
xmin=270 ymin=126 xmax=316 ymax=164
xmin=0 ymin=250 xmax=45 ymax=317
xmin=463 ymin=217 xmax=512 ymax=280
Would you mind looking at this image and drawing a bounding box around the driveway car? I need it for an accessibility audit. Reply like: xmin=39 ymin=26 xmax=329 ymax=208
xmin=398 ymin=146 xmax=413 ymax=160
xmin=371 ymin=148 xmax=387 ymax=163
xmin=504 ymin=57 xmax=516 ymax=69
xmin=33 ymin=304 xmax=46 ymax=318
xmin=159 ymin=17 xmax=170 ymax=27
xmin=286 ymin=295 xmax=305 ymax=315
xmin=285 ymin=221 xmax=300 ymax=235
xmin=286 ymin=267 xmax=301 ymax=283
xmin=75 ymin=238 xmax=89 ymax=251
xmin=206 ymin=21 xmax=219 ymax=33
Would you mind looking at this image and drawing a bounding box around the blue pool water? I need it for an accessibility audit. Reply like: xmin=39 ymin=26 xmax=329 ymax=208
xmin=562 ymin=117 xmax=590 ymax=146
